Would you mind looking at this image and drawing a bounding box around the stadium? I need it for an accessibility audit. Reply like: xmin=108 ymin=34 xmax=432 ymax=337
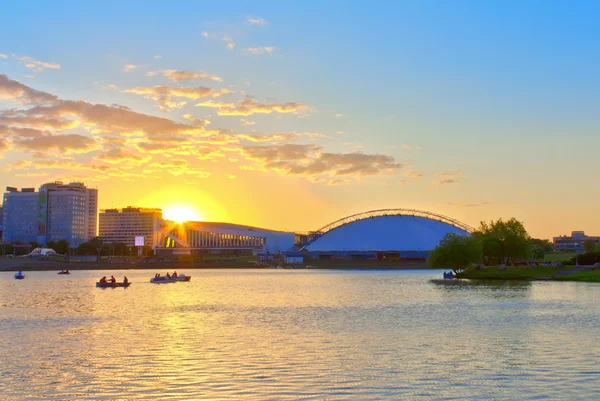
xmin=152 ymin=209 xmax=473 ymax=261
xmin=294 ymin=209 xmax=474 ymax=261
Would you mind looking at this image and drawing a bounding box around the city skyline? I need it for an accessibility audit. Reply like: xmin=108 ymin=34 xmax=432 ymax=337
xmin=2 ymin=2 xmax=600 ymax=239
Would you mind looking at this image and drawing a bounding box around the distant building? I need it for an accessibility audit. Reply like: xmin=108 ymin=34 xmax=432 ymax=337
xmin=39 ymin=182 xmax=98 ymax=247
xmin=2 ymin=182 xmax=98 ymax=247
xmin=0 ymin=206 xmax=4 ymax=241
xmin=156 ymin=221 xmax=294 ymax=256
xmin=553 ymin=231 xmax=600 ymax=252
xmin=2 ymin=187 xmax=40 ymax=244
xmin=99 ymin=207 xmax=163 ymax=247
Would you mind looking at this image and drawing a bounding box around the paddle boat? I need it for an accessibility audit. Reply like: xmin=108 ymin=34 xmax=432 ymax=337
xmin=14 ymin=272 xmax=26 ymax=280
xmin=150 ymin=274 xmax=191 ymax=284
xmin=57 ymin=270 xmax=71 ymax=275
xmin=96 ymin=281 xmax=131 ymax=288
xmin=443 ymin=271 xmax=455 ymax=279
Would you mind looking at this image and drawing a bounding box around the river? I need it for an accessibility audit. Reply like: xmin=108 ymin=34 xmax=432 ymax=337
xmin=1 ymin=269 xmax=598 ymax=400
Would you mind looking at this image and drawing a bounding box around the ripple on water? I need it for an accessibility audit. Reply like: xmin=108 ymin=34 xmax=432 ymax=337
xmin=0 ymin=269 xmax=599 ymax=400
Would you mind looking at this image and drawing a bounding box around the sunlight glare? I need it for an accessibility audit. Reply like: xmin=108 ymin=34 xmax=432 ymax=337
xmin=163 ymin=205 xmax=203 ymax=223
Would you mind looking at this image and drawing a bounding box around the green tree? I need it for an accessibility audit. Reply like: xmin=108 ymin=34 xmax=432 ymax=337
xmin=29 ymin=241 xmax=42 ymax=249
xmin=54 ymin=239 xmax=70 ymax=255
xmin=479 ymin=218 xmax=531 ymax=264
xmin=583 ymin=239 xmax=596 ymax=253
xmin=77 ymin=241 xmax=96 ymax=255
xmin=428 ymin=233 xmax=482 ymax=272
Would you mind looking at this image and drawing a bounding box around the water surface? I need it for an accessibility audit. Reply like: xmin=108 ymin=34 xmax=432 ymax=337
xmin=1 ymin=269 xmax=599 ymax=400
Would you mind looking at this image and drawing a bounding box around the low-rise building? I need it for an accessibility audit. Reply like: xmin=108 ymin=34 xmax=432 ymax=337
xmin=553 ymin=231 xmax=600 ymax=252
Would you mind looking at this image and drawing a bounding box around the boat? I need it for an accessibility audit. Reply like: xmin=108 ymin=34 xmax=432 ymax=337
xmin=57 ymin=270 xmax=71 ymax=275
xmin=96 ymin=282 xmax=131 ymax=288
xmin=443 ymin=271 xmax=455 ymax=279
xmin=14 ymin=273 xmax=26 ymax=280
xmin=150 ymin=274 xmax=191 ymax=283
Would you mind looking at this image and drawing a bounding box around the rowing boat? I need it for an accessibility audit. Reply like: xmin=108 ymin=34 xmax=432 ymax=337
xmin=96 ymin=282 xmax=131 ymax=288
xmin=150 ymin=275 xmax=191 ymax=284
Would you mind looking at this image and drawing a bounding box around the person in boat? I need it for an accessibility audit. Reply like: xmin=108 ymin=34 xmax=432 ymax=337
xmin=123 ymin=276 xmax=128 ymax=284
xmin=166 ymin=272 xmax=171 ymax=278
xmin=110 ymin=275 xmax=116 ymax=284
xmin=155 ymin=273 xmax=160 ymax=278
xmin=173 ymin=271 xmax=178 ymax=278
xmin=16 ymin=271 xmax=23 ymax=277
xmin=99 ymin=276 xmax=107 ymax=283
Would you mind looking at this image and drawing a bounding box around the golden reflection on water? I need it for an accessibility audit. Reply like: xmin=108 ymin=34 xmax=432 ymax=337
xmin=0 ymin=269 xmax=599 ymax=400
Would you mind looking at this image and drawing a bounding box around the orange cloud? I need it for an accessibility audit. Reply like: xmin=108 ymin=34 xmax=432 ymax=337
xmin=126 ymin=85 xmax=232 ymax=111
xmin=197 ymin=97 xmax=307 ymax=116
xmin=147 ymin=69 xmax=222 ymax=82
xmin=14 ymin=55 xmax=61 ymax=71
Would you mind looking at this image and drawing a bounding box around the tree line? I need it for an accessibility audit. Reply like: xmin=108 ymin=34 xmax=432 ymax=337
xmin=428 ymin=218 xmax=557 ymax=272
xmin=3 ymin=237 xmax=147 ymax=257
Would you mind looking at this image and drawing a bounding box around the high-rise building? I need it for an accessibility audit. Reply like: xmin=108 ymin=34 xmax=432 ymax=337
xmin=99 ymin=207 xmax=163 ymax=247
xmin=2 ymin=187 xmax=40 ymax=244
xmin=39 ymin=182 xmax=98 ymax=247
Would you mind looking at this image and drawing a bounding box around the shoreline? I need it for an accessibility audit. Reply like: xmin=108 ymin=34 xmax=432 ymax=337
xmin=455 ymin=265 xmax=600 ymax=283
xmin=0 ymin=258 xmax=430 ymax=272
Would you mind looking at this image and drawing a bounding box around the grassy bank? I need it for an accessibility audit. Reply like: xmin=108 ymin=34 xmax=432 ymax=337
xmin=456 ymin=265 xmax=600 ymax=282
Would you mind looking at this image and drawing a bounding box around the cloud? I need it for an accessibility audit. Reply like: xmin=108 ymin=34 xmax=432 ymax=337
xmin=182 ymin=114 xmax=210 ymax=126
xmin=125 ymin=85 xmax=232 ymax=111
xmin=154 ymin=55 xmax=162 ymax=59
xmin=435 ymin=169 xmax=465 ymax=178
xmin=14 ymin=55 xmax=61 ymax=71
xmin=246 ymin=46 xmax=276 ymax=55
xmin=240 ymin=144 xmax=402 ymax=181
xmin=197 ymin=97 xmax=307 ymax=116
xmin=0 ymin=54 xmax=7 ymax=59
xmin=237 ymin=133 xmax=298 ymax=142
xmin=123 ymin=64 xmax=137 ymax=72
xmin=336 ymin=131 xmax=344 ymax=135
xmin=14 ymin=133 xmax=99 ymax=154
xmin=328 ymin=179 xmax=350 ymax=186
xmin=436 ymin=179 xmax=459 ymax=185
xmin=335 ymin=113 xmax=344 ymax=118
xmin=0 ymin=74 xmax=59 ymax=104
xmin=403 ymin=170 xmax=423 ymax=178
xmin=202 ymin=31 xmax=236 ymax=50
xmin=94 ymin=148 xmax=151 ymax=165
xmin=0 ymin=138 xmax=11 ymax=152
xmin=3 ymin=159 xmax=111 ymax=173
xmin=247 ymin=17 xmax=266 ymax=25
xmin=147 ymin=69 xmax=222 ymax=82
xmin=240 ymin=118 xmax=255 ymax=126
xmin=446 ymin=202 xmax=490 ymax=207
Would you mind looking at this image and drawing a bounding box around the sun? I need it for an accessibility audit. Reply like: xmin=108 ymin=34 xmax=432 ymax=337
xmin=163 ymin=205 xmax=203 ymax=223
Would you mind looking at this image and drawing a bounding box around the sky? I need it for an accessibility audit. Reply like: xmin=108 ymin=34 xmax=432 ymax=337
xmin=1 ymin=1 xmax=599 ymax=239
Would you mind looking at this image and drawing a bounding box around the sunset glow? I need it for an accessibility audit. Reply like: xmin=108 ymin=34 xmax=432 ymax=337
xmin=163 ymin=205 xmax=203 ymax=223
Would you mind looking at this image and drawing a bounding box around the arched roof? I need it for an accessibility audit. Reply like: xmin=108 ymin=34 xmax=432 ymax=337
xmin=301 ymin=209 xmax=474 ymax=250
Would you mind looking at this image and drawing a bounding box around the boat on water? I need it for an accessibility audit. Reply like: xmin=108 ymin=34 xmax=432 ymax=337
xmin=150 ymin=274 xmax=191 ymax=284
xmin=57 ymin=270 xmax=71 ymax=275
xmin=443 ymin=271 xmax=455 ymax=279
xmin=96 ymin=282 xmax=131 ymax=288
xmin=14 ymin=273 xmax=26 ymax=280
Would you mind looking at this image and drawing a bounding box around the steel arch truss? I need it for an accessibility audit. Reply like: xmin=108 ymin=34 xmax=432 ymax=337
xmin=300 ymin=208 xmax=475 ymax=250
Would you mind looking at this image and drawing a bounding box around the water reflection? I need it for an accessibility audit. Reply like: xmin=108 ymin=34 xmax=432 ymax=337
xmin=0 ymin=269 xmax=599 ymax=400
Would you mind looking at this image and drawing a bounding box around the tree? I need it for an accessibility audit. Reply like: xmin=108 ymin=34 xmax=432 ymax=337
xmin=529 ymin=238 xmax=553 ymax=260
xmin=54 ymin=240 xmax=70 ymax=255
xmin=583 ymin=239 xmax=596 ymax=253
xmin=77 ymin=241 xmax=96 ymax=255
xmin=29 ymin=241 xmax=42 ymax=249
xmin=479 ymin=218 xmax=531 ymax=264
xmin=428 ymin=233 xmax=482 ymax=272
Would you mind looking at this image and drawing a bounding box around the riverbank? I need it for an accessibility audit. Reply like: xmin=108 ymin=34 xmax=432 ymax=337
xmin=455 ymin=265 xmax=600 ymax=282
xmin=0 ymin=257 xmax=428 ymax=271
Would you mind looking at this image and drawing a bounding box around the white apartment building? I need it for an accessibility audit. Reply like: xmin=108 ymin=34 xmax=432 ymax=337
xmin=99 ymin=207 xmax=163 ymax=247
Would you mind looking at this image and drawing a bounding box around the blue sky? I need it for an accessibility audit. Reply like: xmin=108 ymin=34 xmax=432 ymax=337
xmin=1 ymin=1 xmax=599 ymax=237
